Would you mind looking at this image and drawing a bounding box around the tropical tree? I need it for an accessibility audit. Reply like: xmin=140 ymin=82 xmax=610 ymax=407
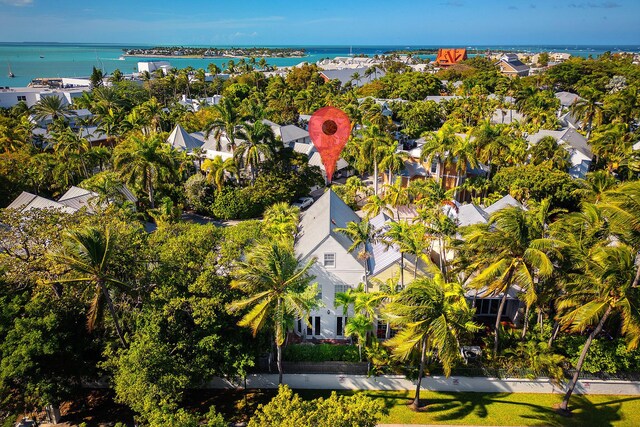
xmin=345 ymin=314 xmax=373 ymax=361
xmin=420 ymin=125 xmax=460 ymax=185
xmin=48 ymin=226 xmax=129 ymax=347
xmin=378 ymin=141 xmax=408 ymax=184
xmin=570 ymin=86 xmax=603 ymax=139
xmin=228 ymin=243 xmax=320 ymax=384
xmin=556 ymin=243 xmax=640 ymax=413
xmin=204 ymin=97 xmax=245 ymax=151
xmin=334 ymin=220 xmax=377 ymax=289
xmin=361 ymin=124 xmax=392 ymax=195
xmin=362 ymin=194 xmax=393 ymax=219
xmin=383 ymin=177 xmax=410 ymax=220
xmin=384 ymin=275 xmax=479 ymax=410
xmin=201 ymin=155 xmax=237 ymax=192
xmin=463 ymin=207 xmax=555 ymax=355
xmin=113 ymin=133 xmax=178 ymax=208
xmin=263 ymin=202 xmax=300 ymax=244
xmin=33 ymin=95 xmax=73 ymax=123
xmin=234 ymin=121 xmax=278 ymax=182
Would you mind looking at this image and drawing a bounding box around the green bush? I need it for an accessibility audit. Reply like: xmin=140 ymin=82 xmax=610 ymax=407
xmin=210 ymin=188 xmax=261 ymax=220
xmin=555 ymin=336 xmax=640 ymax=375
xmin=283 ymin=344 xmax=360 ymax=362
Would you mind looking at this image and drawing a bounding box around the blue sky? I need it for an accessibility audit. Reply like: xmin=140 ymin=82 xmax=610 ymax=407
xmin=0 ymin=0 xmax=638 ymax=45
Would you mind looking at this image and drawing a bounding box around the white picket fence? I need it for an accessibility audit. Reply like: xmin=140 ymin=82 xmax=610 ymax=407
xmin=207 ymin=374 xmax=640 ymax=395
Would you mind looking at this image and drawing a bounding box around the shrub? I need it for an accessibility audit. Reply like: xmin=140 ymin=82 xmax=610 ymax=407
xmin=210 ymin=188 xmax=260 ymax=220
xmin=283 ymin=344 xmax=360 ymax=362
xmin=555 ymin=336 xmax=640 ymax=375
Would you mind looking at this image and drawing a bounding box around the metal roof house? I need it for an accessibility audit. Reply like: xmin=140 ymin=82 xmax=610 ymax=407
xmin=167 ymin=124 xmax=204 ymax=153
xmin=498 ymin=54 xmax=530 ymax=77
xmin=293 ymin=190 xmax=405 ymax=340
xmin=526 ymin=128 xmax=593 ymax=178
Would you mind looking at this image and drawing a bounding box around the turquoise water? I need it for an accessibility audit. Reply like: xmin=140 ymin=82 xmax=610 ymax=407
xmin=1 ymin=43 xmax=639 ymax=88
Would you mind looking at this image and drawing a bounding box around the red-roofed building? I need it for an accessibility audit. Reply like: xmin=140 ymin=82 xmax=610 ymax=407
xmin=436 ymin=48 xmax=468 ymax=66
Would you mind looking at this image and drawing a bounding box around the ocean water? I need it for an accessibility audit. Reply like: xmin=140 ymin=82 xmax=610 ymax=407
xmin=1 ymin=43 xmax=639 ymax=88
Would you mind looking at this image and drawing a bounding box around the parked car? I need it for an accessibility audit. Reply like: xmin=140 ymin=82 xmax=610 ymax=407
xmin=15 ymin=419 xmax=37 ymax=427
xmin=292 ymin=197 xmax=314 ymax=210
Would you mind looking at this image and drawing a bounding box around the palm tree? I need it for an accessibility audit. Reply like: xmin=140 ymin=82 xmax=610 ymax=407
xmin=384 ymin=275 xmax=479 ymax=410
xmin=378 ymin=141 xmax=408 ymax=185
xmin=383 ymin=220 xmax=412 ymax=289
xmin=451 ymin=134 xmax=479 ymax=198
xmin=463 ymin=207 xmax=555 ymax=355
xmin=228 ymin=243 xmax=320 ymax=384
xmin=113 ymin=134 xmax=177 ymax=208
xmin=263 ymin=202 xmax=300 ymax=244
xmin=33 ymin=95 xmax=73 ymax=124
xmin=383 ymin=177 xmax=410 ymax=220
xmin=334 ymin=220 xmax=377 ymax=289
xmin=570 ymin=86 xmax=603 ymax=139
xmin=345 ymin=314 xmax=372 ymax=361
xmin=201 ymin=155 xmax=237 ymax=192
xmin=234 ymin=121 xmax=279 ymax=182
xmin=362 ymin=194 xmax=393 ymax=219
xmin=418 ymin=207 xmax=458 ymax=277
xmin=556 ymin=244 xmax=640 ymax=413
xmin=420 ymin=125 xmax=460 ymax=186
xmin=49 ymin=227 xmax=128 ymax=347
xmin=362 ymin=124 xmax=392 ymax=195
xmin=204 ymin=97 xmax=244 ymax=152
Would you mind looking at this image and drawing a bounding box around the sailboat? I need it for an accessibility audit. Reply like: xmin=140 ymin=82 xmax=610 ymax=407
xmin=8 ymin=63 xmax=14 ymax=78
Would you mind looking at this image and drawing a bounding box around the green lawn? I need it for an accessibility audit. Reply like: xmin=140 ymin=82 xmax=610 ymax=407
xmin=297 ymin=390 xmax=640 ymax=426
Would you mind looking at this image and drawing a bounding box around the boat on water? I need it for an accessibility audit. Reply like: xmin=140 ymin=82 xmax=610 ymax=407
xmin=40 ymin=55 xmax=44 ymax=58
xmin=118 ymin=55 xmax=126 ymax=60
xmin=8 ymin=63 xmax=14 ymax=78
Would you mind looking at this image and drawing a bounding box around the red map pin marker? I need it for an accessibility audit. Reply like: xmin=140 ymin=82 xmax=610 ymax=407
xmin=308 ymin=106 xmax=351 ymax=183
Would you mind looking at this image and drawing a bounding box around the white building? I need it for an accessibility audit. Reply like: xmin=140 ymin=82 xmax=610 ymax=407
xmin=137 ymin=61 xmax=172 ymax=75
xmin=0 ymin=87 xmax=89 ymax=109
xmin=526 ymin=128 xmax=592 ymax=179
xmin=293 ymin=190 xmax=405 ymax=340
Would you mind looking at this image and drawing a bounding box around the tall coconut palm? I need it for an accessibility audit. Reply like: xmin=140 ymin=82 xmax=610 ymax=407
xmin=204 ymin=97 xmax=244 ymax=151
xmin=228 ymin=243 xmax=320 ymax=384
xmin=384 ymin=275 xmax=480 ymax=410
xmin=362 ymin=194 xmax=393 ymax=219
xmin=420 ymin=125 xmax=460 ymax=185
xmin=362 ymin=124 xmax=392 ymax=195
xmin=234 ymin=121 xmax=278 ymax=183
xmin=33 ymin=95 xmax=73 ymax=123
xmin=263 ymin=202 xmax=300 ymax=244
xmin=201 ymin=155 xmax=237 ymax=192
xmin=556 ymin=244 xmax=640 ymax=413
xmin=49 ymin=227 xmax=129 ymax=347
xmin=378 ymin=141 xmax=408 ymax=185
xmin=334 ymin=220 xmax=377 ymax=289
xmin=570 ymin=86 xmax=603 ymax=139
xmin=383 ymin=220 xmax=413 ymax=289
xmin=113 ymin=134 xmax=177 ymax=208
xmin=383 ymin=177 xmax=410 ymax=220
xmin=451 ymin=133 xmax=479 ymax=198
xmin=417 ymin=207 xmax=458 ymax=277
xmin=463 ymin=207 xmax=555 ymax=355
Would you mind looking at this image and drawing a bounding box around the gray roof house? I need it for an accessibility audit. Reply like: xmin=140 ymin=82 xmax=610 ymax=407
xmin=555 ymin=91 xmax=584 ymax=108
xmin=294 ymin=190 xmax=404 ymax=340
xmin=6 ymin=185 xmax=136 ymax=214
xmin=526 ymin=128 xmax=592 ymax=178
xmin=498 ymin=54 xmax=530 ymax=77
xmin=167 ymin=124 xmax=204 ymax=152
xmin=319 ymin=67 xmax=386 ymax=88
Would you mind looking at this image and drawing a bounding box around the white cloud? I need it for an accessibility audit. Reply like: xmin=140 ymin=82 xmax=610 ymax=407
xmin=0 ymin=0 xmax=33 ymax=6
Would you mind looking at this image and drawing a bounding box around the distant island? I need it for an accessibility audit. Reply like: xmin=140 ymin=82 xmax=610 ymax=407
xmin=123 ymin=46 xmax=306 ymax=59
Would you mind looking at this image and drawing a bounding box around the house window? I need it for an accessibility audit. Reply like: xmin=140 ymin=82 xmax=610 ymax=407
xmin=297 ymin=319 xmax=302 ymax=334
xmin=316 ymin=288 xmax=323 ymax=301
xmin=335 ymin=284 xmax=350 ymax=294
xmin=307 ymin=316 xmax=321 ymax=336
xmin=430 ymin=161 xmax=438 ymax=174
xmin=17 ymin=96 xmax=26 ymax=102
xmin=336 ymin=316 xmax=348 ymax=336
xmin=323 ymin=253 xmax=336 ymax=268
